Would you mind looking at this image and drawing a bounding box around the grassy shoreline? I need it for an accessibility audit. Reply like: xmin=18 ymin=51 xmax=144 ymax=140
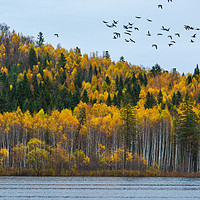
xmin=0 ymin=169 xmax=199 ymax=177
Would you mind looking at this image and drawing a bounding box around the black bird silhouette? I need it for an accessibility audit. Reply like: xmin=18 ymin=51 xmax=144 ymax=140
xmin=123 ymin=25 xmax=129 ymax=29
xmin=134 ymin=27 xmax=139 ymax=31
xmin=112 ymin=23 xmax=117 ymax=27
xmin=113 ymin=32 xmax=120 ymax=38
xmin=147 ymin=31 xmax=151 ymax=36
xmin=184 ymin=25 xmax=191 ymax=30
xmin=158 ymin=5 xmax=163 ymax=9
xmin=196 ymin=28 xmax=200 ymax=30
xmin=168 ymin=35 xmax=173 ymax=40
xmin=175 ymin=33 xmax=180 ymax=37
xmin=128 ymin=22 xmax=134 ymax=26
xmin=130 ymin=38 xmax=136 ymax=43
xmin=106 ymin=24 xmax=114 ymax=28
xmin=147 ymin=19 xmax=152 ymax=22
xmin=161 ymin=26 xmax=170 ymax=31
xmin=125 ymin=39 xmax=129 ymax=42
xmin=152 ymin=44 xmax=158 ymax=49
xmin=191 ymin=34 xmax=197 ymax=38
xmin=113 ymin=35 xmax=117 ymax=39
xmin=171 ymin=41 xmax=176 ymax=43
xmin=190 ymin=39 xmax=194 ymax=43
xmin=124 ymin=32 xmax=131 ymax=36
xmin=126 ymin=30 xmax=132 ymax=33
xmin=103 ymin=20 xmax=108 ymax=24
xmin=135 ymin=16 xmax=141 ymax=19
xmin=157 ymin=33 xmax=163 ymax=36
xmin=113 ymin=20 xmax=118 ymax=24
xmin=54 ymin=33 xmax=59 ymax=37
xmin=168 ymin=43 xmax=173 ymax=47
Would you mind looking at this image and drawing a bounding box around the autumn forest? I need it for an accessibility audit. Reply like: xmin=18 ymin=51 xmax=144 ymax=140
xmin=0 ymin=24 xmax=199 ymax=176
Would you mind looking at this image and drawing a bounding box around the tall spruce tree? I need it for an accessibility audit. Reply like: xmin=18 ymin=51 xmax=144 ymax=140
xmin=176 ymin=91 xmax=199 ymax=172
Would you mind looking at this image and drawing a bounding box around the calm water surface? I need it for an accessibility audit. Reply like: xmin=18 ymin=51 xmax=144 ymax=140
xmin=0 ymin=176 xmax=199 ymax=200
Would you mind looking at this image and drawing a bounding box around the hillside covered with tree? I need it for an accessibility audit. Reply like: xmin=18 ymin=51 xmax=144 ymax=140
xmin=0 ymin=24 xmax=199 ymax=175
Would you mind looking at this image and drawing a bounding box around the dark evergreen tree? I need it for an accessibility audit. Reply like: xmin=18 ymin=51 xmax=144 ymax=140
xmin=88 ymin=65 xmax=93 ymax=83
xmin=144 ymin=91 xmax=157 ymax=109
xmin=132 ymin=82 xmax=141 ymax=106
xmin=112 ymin=94 xmax=118 ymax=107
xmin=96 ymin=84 xmax=99 ymax=91
xmin=150 ymin=64 xmax=161 ymax=77
xmin=119 ymin=75 xmax=123 ymax=89
xmin=187 ymin=75 xmax=192 ymax=85
xmin=37 ymin=32 xmax=44 ymax=47
xmin=74 ymin=70 xmax=82 ymax=89
xmin=138 ymin=72 xmax=144 ymax=85
xmin=28 ymin=48 xmax=37 ymax=69
xmin=196 ymin=92 xmax=200 ymax=104
xmin=106 ymin=93 xmax=112 ymax=106
xmin=176 ymin=91 xmax=199 ymax=172
xmin=105 ymin=76 xmax=111 ymax=85
xmin=157 ymin=89 xmax=163 ymax=104
xmin=115 ymin=75 xmax=119 ymax=90
xmin=121 ymin=101 xmax=136 ymax=158
xmin=193 ymin=64 xmax=199 ymax=77
xmin=131 ymin=72 xmax=137 ymax=84
xmin=143 ymin=73 xmax=148 ymax=87
xmin=58 ymin=53 xmax=66 ymax=68
xmin=172 ymin=92 xmax=177 ymax=106
xmin=119 ymin=56 xmax=125 ymax=63
xmin=81 ymin=89 xmax=89 ymax=103
xmin=94 ymin=65 xmax=98 ymax=76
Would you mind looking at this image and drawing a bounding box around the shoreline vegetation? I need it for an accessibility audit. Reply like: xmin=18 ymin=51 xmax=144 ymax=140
xmin=0 ymin=169 xmax=200 ymax=178
xmin=0 ymin=24 xmax=200 ymax=176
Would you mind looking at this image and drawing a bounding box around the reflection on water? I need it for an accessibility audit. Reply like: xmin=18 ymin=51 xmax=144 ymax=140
xmin=0 ymin=176 xmax=199 ymax=199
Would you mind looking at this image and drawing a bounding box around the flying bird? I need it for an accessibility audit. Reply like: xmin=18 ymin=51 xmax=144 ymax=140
xmin=134 ymin=27 xmax=139 ymax=31
xmin=168 ymin=35 xmax=173 ymax=40
xmin=124 ymin=32 xmax=131 ymax=36
xmin=168 ymin=43 xmax=173 ymax=47
xmin=113 ymin=32 xmax=120 ymax=38
xmin=175 ymin=33 xmax=180 ymax=37
xmin=152 ymin=44 xmax=158 ymax=49
xmin=106 ymin=24 xmax=114 ymax=28
xmin=130 ymin=38 xmax=136 ymax=43
xmin=158 ymin=5 xmax=163 ymax=9
xmin=161 ymin=26 xmax=170 ymax=31
xmin=147 ymin=31 xmax=151 ymax=36
xmin=113 ymin=20 xmax=118 ymax=24
xmin=123 ymin=25 xmax=129 ymax=29
xmin=54 ymin=33 xmax=59 ymax=37
xmin=125 ymin=39 xmax=129 ymax=42
xmin=190 ymin=39 xmax=194 ymax=43
xmin=171 ymin=41 xmax=176 ymax=43
xmin=157 ymin=33 xmax=163 ymax=36
xmin=191 ymin=34 xmax=197 ymax=38
xmin=103 ymin=20 xmax=108 ymax=24
xmin=135 ymin=16 xmax=142 ymax=19
xmin=147 ymin=19 xmax=152 ymax=22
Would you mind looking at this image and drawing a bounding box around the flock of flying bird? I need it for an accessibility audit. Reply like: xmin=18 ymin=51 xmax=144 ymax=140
xmin=103 ymin=0 xmax=199 ymax=50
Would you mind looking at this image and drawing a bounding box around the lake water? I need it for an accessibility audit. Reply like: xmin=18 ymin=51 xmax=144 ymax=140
xmin=0 ymin=176 xmax=199 ymax=199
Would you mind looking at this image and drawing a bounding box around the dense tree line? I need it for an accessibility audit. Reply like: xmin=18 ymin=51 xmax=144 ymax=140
xmin=0 ymin=24 xmax=199 ymax=174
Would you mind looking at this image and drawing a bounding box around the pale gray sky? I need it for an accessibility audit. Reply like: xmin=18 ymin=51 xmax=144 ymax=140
xmin=1 ymin=0 xmax=200 ymax=74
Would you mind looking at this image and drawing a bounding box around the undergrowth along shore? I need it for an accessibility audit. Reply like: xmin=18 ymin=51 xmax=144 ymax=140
xmin=0 ymin=169 xmax=199 ymax=177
